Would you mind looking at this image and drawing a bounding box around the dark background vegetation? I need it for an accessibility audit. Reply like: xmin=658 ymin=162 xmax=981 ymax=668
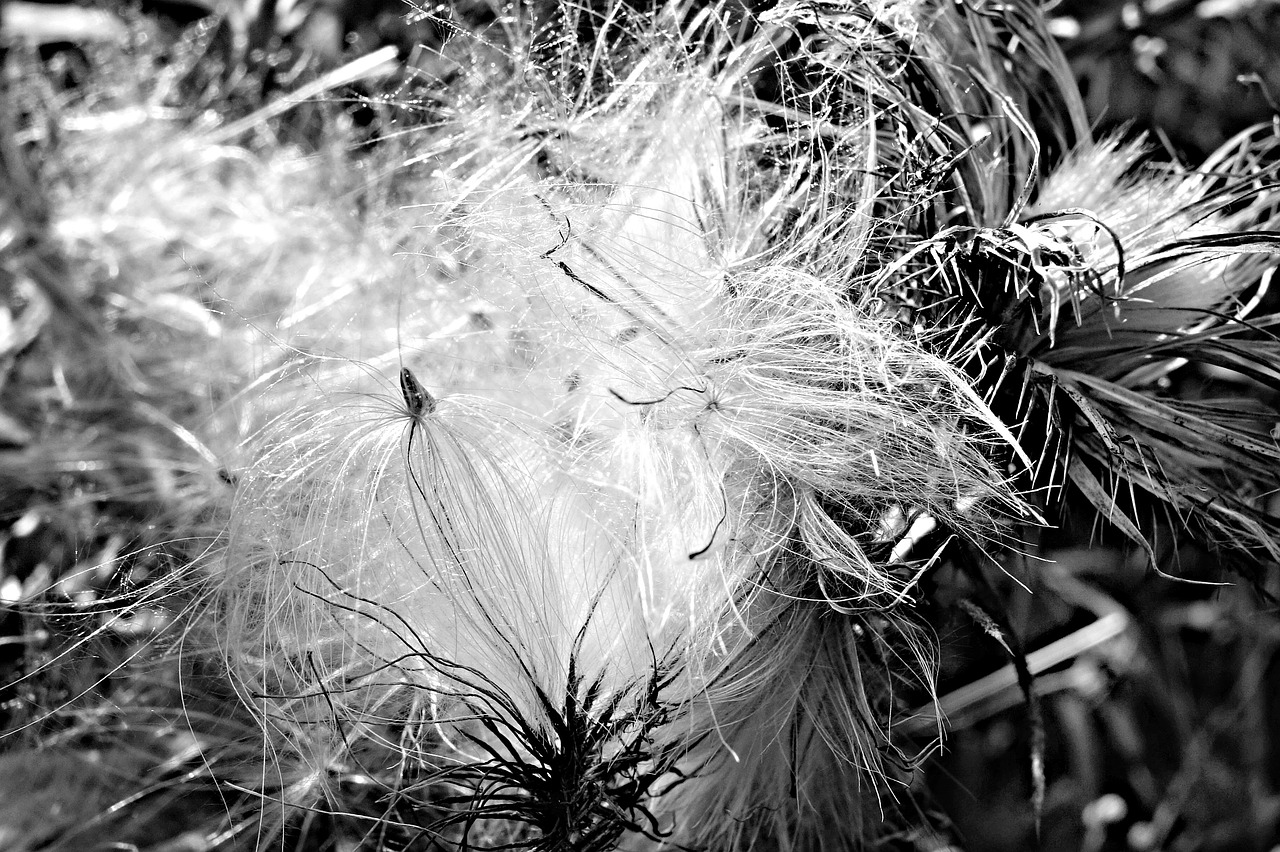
xmin=2 ymin=1 xmax=1279 ymax=850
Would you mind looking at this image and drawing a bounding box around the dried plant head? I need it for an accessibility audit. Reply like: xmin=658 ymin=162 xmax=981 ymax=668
xmin=195 ymin=2 xmax=1056 ymax=849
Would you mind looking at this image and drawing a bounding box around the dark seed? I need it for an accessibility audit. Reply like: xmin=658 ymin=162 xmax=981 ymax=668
xmin=400 ymin=367 xmax=436 ymax=416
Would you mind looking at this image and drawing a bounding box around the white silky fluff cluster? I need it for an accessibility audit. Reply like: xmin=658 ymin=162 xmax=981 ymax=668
xmin=209 ymin=1 xmax=1044 ymax=848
